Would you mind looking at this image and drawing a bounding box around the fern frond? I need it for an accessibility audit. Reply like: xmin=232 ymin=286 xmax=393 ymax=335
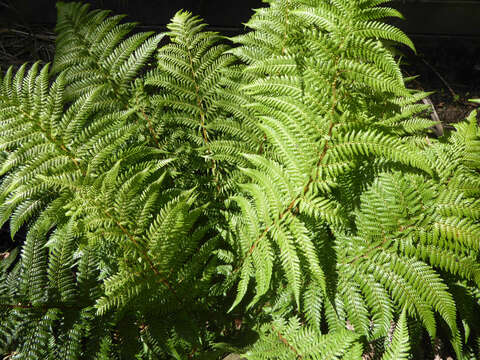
xmin=54 ymin=2 xmax=163 ymax=102
xmin=381 ymin=308 xmax=410 ymax=360
xmin=47 ymin=219 xmax=78 ymax=303
xmin=244 ymin=316 xmax=362 ymax=359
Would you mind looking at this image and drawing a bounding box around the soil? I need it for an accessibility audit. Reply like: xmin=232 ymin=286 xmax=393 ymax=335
xmin=402 ymin=36 xmax=480 ymax=126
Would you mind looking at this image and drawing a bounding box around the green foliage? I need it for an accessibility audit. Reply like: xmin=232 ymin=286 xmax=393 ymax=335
xmin=1 ymin=0 xmax=479 ymax=359
xmin=244 ymin=316 xmax=363 ymax=359
xmin=381 ymin=308 xmax=410 ymax=360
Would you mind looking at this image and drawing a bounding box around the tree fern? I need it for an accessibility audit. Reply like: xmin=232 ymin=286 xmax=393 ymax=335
xmin=1 ymin=0 xmax=479 ymax=359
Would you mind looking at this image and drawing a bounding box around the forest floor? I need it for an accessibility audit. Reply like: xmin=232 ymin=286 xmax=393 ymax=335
xmin=402 ymin=36 xmax=480 ymax=127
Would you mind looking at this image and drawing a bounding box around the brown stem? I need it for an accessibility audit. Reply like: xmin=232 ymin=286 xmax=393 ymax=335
xmin=235 ymin=53 xmax=345 ymax=273
xmin=140 ymin=107 xmax=160 ymax=148
xmin=102 ymin=209 xmax=176 ymax=294
xmin=185 ymin=40 xmax=221 ymax=191
xmin=272 ymin=325 xmax=302 ymax=359
xmin=18 ymin=108 xmax=86 ymax=176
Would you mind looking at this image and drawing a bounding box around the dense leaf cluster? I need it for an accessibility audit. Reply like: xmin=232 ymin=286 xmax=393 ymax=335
xmin=1 ymin=0 xmax=479 ymax=359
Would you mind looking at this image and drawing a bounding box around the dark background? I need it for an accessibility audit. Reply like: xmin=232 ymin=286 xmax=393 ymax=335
xmin=1 ymin=0 xmax=262 ymax=30
xmin=2 ymin=0 xmax=480 ymax=36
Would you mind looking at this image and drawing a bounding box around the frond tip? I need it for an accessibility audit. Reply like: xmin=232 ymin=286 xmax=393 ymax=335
xmin=382 ymin=308 xmax=410 ymax=360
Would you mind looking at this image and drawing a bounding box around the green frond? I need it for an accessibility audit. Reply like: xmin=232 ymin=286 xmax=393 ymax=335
xmin=358 ymin=6 xmax=404 ymax=21
xmin=244 ymin=316 xmax=362 ymax=360
xmin=381 ymin=308 xmax=410 ymax=360
xmin=354 ymin=272 xmax=394 ymax=338
xmin=432 ymin=217 xmax=480 ymax=253
xmin=353 ymin=20 xmax=415 ymax=52
xmin=403 ymin=243 xmax=480 ymax=287
xmin=47 ymin=220 xmax=78 ymax=303
xmin=54 ymin=2 xmax=161 ymax=103
xmin=328 ymin=130 xmax=433 ymax=175
xmin=339 ymin=277 xmax=371 ymax=335
xmin=302 ymin=282 xmax=324 ymax=332
xmin=145 ymin=10 xmax=249 ymax=197
xmin=1 ymin=1 xmax=479 ymax=359
xmin=20 ymin=221 xmax=49 ymax=304
xmin=229 ymin=258 xmax=253 ymax=312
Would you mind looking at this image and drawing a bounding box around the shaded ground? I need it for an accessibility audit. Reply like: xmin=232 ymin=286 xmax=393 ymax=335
xmin=403 ymin=36 xmax=480 ymax=126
